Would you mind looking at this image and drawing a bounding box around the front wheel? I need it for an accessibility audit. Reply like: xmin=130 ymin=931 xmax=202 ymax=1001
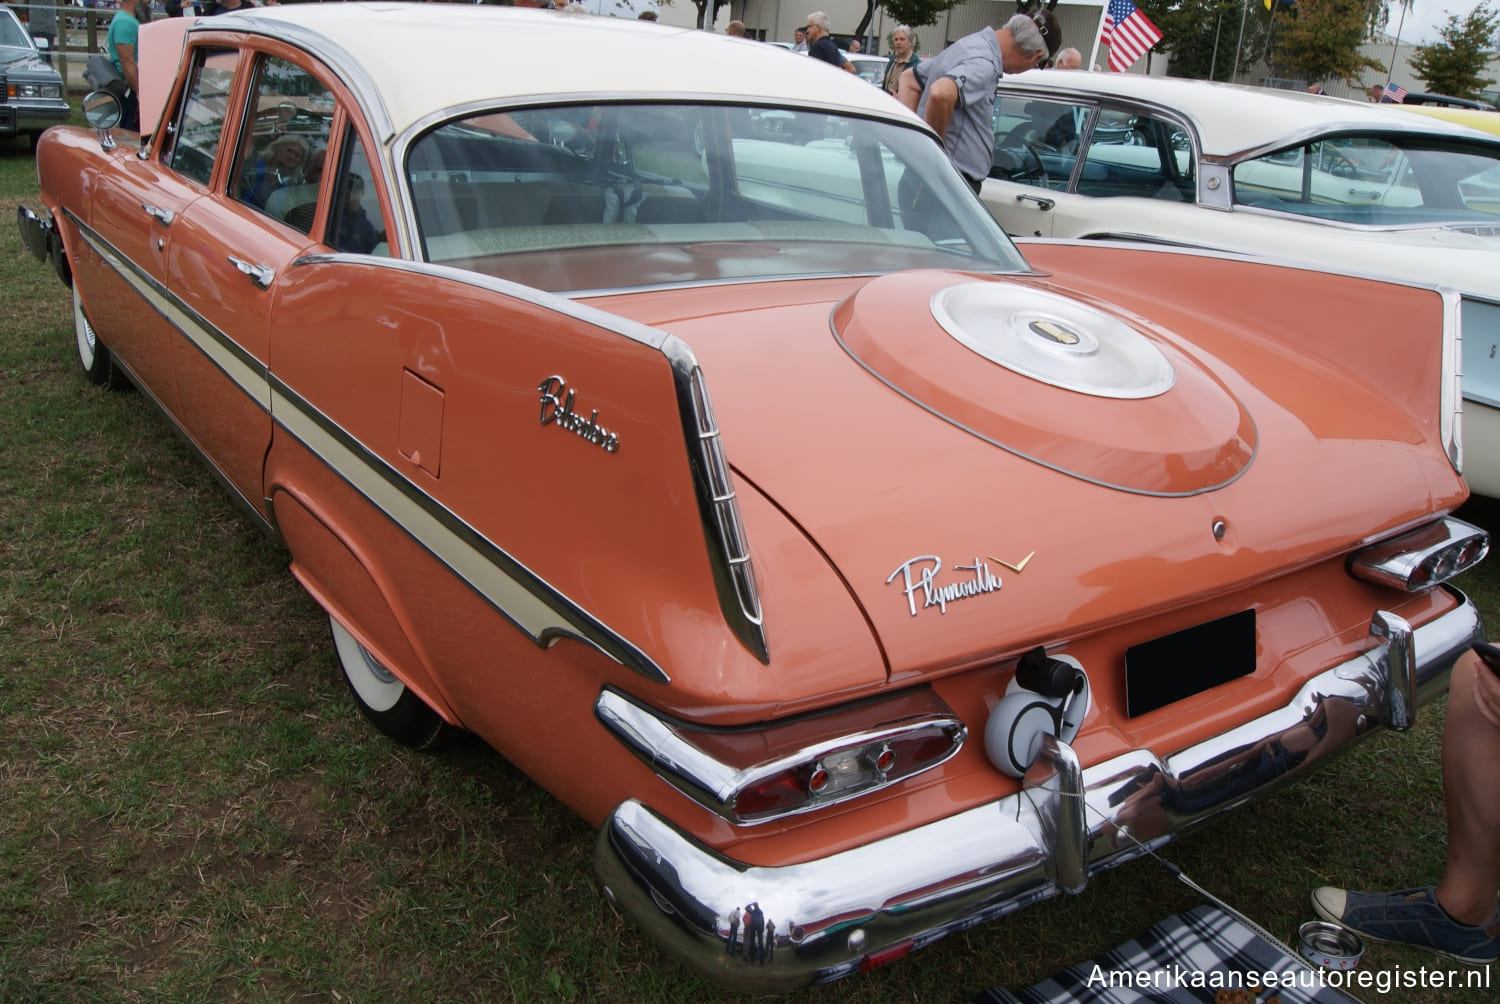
xmin=73 ymin=284 xmax=129 ymax=389
xmin=329 ymin=615 xmax=454 ymax=750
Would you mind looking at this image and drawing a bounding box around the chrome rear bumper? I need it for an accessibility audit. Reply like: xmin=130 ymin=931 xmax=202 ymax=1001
xmin=595 ymin=590 xmax=1481 ymax=992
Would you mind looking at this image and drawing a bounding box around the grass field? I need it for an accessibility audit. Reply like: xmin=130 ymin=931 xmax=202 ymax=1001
xmin=1 ymin=129 xmax=1496 ymax=1003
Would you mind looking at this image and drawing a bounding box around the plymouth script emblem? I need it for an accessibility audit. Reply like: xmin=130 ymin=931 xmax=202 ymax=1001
xmin=537 ymin=375 xmax=620 ymax=454
xmin=887 ymin=556 xmax=1004 ymax=616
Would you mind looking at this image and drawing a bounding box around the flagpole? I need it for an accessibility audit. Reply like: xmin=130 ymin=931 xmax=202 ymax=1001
xmin=1232 ymin=0 xmax=1249 ymax=81
xmin=1209 ymin=12 xmax=1222 ymax=80
xmin=1386 ymin=1 xmax=1408 ymax=84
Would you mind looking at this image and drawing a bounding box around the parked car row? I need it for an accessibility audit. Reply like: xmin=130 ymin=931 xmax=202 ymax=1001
xmin=13 ymin=6 xmax=1493 ymax=992
xmin=980 ymin=71 xmax=1500 ymax=498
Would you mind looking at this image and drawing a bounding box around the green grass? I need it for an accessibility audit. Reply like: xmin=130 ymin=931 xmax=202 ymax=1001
xmin=1 ymin=131 xmax=1497 ymax=1003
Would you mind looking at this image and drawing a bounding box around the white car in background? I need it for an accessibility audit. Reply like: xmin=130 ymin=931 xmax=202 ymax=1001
xmin=980 ymin=71 xmax=1500 ymax=496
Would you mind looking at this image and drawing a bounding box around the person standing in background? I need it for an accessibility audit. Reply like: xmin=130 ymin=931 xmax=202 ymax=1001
xmin=27 ymin=0 xmax=57 ymax=64
xmin=805 ymin=11 xmax=854 ymax=73
xmin=105 ymin=0 xmax=152 ymax=131
xmin=882 ymin=25 xmax=918 ymax=96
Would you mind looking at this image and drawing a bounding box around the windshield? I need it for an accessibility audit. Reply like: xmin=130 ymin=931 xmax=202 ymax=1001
xmin=405 ymin=102 xmax=1027 ymax=292
xmin=0 ymin=10 xmax=34 ymax=50
xmin=1232 ymin=134 xmax=1500 ymax=226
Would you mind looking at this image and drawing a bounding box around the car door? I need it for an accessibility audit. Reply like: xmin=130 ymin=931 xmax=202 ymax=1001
xmin=165 ymin=51 xmax=338 ymax=517
xmin=981 ymin=93 xmax=1090 ymax=237
xmin=78 ymin=46 xmax=243 ymax=413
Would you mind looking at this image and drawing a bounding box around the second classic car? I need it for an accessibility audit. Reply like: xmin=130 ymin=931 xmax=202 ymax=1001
xmin=17 ymin=5 xmax=1488 ymax=991
xmin=980 ymin=72 xmax=1500 ymax=499
xmin=0 ymin=5 xmax=68 ymax=149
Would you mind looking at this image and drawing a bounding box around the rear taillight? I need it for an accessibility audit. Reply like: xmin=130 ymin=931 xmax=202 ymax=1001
xmin=596 ymin=688 xmax=966 ymax=825
xmin=1349 ymin=516 xmax=1488 ymax=591
xmin=727 ymin=723 xmax=963 ymax=823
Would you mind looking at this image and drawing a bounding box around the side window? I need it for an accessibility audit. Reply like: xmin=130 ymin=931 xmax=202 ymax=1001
xmin=162 ymin=48 xmax=240 ymax=188
xmin=1077 ymin=109 xmax=1193 ymax=202
xmin=1233 ymin=137 xmax=1419 ymax=218
xmin=231 ymin=56 xmax=336 ymax=233
xmin=990 ymin=95 xmax=1081 ymax=192
xmin=326 ymin=128 xmax=390 ymax=256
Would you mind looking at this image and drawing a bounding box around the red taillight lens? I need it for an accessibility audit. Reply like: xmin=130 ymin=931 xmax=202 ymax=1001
xmin=730 ymin=768 xmax=811 ymax=818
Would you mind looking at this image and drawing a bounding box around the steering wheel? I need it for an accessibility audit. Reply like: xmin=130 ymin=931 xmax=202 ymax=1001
xmin=1323 ymin=151 xmax=1359 ymax=179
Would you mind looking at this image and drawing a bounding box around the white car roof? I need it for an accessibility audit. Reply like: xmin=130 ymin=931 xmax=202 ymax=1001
xmin=203 ymin=4 xmax=916 ymax=141
xmin=998 ymin=70 xmax=1498 ymax=158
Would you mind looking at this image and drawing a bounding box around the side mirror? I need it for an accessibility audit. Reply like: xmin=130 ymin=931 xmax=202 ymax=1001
xmin=82 ymin=89 xmax=122 ymax=150
xmin=34 ymin=36 xmax=50 ymax=50
xmin=83 ymin=89 xmax=122 ymax=130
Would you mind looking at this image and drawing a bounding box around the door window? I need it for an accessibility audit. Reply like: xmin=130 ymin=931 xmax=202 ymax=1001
xmin=326 ymin=128 xmax=390 ymax=255
xmin=1077 ymin=110 xmax=1195 ymax=201
xmin=990 ymin=95 xmax=1082 ymax=191
xmin=231 ymin=56 xmax=337 ymax=234
xmin=161 ymin=48 xmax=240 ymax=188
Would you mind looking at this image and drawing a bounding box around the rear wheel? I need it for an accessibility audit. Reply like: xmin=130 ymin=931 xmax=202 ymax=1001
xmin=73 ymin=284 xmax=129 ymax=389
xmin=329 ymin=615 xmax=453 ymax=750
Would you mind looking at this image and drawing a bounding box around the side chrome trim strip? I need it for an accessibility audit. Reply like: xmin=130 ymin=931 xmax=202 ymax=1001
xmin=64 ymin=220 xmax=669 ymax=682
xmin=296 ymin=254 xmax=772 ymax=666
xmin=596 ymin=589 xmax=1480 ymax=992
xmin=67 ymin=210 xmax=272 ymax=413
xmin=269 ymin=377 xmax=669 ymax=683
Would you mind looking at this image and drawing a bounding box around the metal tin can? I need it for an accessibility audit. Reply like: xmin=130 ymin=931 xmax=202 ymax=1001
xmin=1298 ymin=921 xmax=1364 ymax=971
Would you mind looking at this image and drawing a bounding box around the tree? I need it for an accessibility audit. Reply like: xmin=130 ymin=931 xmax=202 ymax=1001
xmin=1409 ymin=3 xmax=1500 ymax=99
xmin=1141 ymin=0 xmax=1271 ymax=80
xmin=658 ymin=0 xmax=730 ymax=30
xmin=1270 ymin=0 xmax=1385 ymax=84
xmin=850 ymin=0 xmax=967 ymax=42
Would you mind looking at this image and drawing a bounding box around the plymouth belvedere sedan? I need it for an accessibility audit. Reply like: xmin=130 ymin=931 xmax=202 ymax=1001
xmin=981 ymin=72 xmax=1500 ymax=499
xmin=16 ymin=5 xmax=1489 ymax=991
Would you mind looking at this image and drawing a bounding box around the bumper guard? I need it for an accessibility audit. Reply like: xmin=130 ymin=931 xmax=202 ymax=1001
xmin=595 ymin=590 xmax=1480 ymax=992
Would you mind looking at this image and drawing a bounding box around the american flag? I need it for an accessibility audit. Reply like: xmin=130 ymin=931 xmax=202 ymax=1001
xmin=1102 ymin=0 xmax=1164 ymax=73
xmin=1384 ymin=82 xmax=1408 ymax=103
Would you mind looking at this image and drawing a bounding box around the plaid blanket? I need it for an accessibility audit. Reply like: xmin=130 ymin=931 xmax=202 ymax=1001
xmin=973 ymin=905 xmax=1361 ymax=1004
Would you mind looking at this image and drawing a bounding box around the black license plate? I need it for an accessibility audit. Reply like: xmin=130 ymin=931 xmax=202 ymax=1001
xmin=1125 ymin=609 xmax=1256 ymax=717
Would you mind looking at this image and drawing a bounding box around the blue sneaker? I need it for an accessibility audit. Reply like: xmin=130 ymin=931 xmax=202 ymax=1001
xmin=1312 ymin=886 xmax=1498 ymax=966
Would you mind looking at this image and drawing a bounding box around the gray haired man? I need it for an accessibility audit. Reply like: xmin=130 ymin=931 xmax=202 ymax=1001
xmin=897 ymin=11 xmax=1061 ymax=192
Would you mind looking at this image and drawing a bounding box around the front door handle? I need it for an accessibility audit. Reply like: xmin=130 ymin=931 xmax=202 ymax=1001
xmin=141 ymin=203 xmax=174 ymax=226
xmin=1016 ymin=193 xmax=1056 ymax=211
xmin=227 ymin=255 xmax=275 ymax=290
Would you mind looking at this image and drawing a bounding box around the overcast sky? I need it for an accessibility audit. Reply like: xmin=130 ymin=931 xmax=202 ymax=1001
xmin=1391 ymin=0 xmax=1486 ymax=45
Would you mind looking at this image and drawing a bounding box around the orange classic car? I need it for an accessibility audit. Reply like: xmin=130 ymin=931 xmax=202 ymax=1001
xmin=15 ymin=5 xmax=1489 ymax=992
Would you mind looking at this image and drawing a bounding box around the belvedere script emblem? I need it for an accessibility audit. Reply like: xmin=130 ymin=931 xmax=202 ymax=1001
xmin=537 ymin=375 xmax=620 ymax=454
xmin=886 ymin=555 xmax=1004 ymax=616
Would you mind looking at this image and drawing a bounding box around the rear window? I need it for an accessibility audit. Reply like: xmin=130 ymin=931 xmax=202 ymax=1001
xmin=404 ymin=102 xmax=1026 ymax=292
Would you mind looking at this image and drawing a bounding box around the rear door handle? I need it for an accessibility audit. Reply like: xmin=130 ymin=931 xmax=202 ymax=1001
xmin=1016 ymin=193 xmax=1056 ymax=211
xmin=227 ymin=255 xmax=275 ymax=290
